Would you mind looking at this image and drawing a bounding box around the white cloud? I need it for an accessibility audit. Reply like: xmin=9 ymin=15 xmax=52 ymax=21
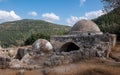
xmin=42 ymin=13 xmax=60 ymax=22
xmin=66 ymin=16 xmax=87 ymax=26
xmin=0 ymin=10 xmax=21 ymax=23
xmin=66 ymin=10 xmax=105 ymax=26
xmin=85 ymin=10 xmax=105 ymax=19
xmin=80 ymin=0 xmax=86 ymax=6
xmin=28 ymin=11 xmax=37 ymax=16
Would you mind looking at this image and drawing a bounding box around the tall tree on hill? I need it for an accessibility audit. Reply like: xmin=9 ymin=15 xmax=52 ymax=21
xmin=102 ymin=0 xmax=120 ymax=12
xmin=93 ymin=0 xmax=120 ymax=40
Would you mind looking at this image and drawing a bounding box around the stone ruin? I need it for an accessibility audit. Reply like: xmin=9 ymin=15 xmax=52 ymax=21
xmin=51 ymin=20 xmax=116 ymax=57
xmin=0 ymin=19 xmax=117 ymax=69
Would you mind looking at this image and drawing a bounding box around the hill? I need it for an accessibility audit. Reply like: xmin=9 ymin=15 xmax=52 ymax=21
xmin=0 ymin=19 xmax=70 ymax=47
xmin=93 ymin=7 xmax=120 ymax=40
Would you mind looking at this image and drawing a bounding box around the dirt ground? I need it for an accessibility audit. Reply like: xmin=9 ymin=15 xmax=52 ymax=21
xmin=0 ymin=43 xmax=120 ymax=75
xmin=0 ymin=60 xmax=120 ymax=75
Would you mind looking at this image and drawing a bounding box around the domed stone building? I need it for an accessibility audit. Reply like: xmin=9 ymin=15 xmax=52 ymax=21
xmin=70 ymin=20 xmax=103 ymax=35
xmin=50 ymin=19 xmax=116 ymax=58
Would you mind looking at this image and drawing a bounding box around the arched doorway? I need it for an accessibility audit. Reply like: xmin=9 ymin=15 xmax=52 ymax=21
xmin=60 ymin=42 xmax=79 ymax=52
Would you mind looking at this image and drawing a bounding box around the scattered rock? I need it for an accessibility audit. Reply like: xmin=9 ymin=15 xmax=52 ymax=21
xmin=9 ymin=59 xmax=21 ymax=68
xmin=21 ymin=53 xmax=32 ymax=64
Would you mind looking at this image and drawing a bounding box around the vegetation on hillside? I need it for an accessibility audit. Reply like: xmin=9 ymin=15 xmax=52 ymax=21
xmin=24 ymin=30 xmax=69 ymax=45
xmin=93 ymin=7 xmax=120 ymax=40
xmin=0 ymin=19 xmax=70 ymax=47
xmin=93 ymin=0 xmax=120 ymax=40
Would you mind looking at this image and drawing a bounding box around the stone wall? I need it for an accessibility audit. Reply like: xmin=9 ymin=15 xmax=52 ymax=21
xmin=44 ymin=50 xmax=97 ymax=67
xmin=51 ymin=33 xmax=116 ymax=53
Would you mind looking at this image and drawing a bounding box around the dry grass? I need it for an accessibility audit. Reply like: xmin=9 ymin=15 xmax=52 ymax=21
xmin=112 ymin=42 xmax=120 ymax=52
xmin=0 ymin=59 xmax=120 ymax=75
xmin=110 ymin=42 xmax=120 ymax=62
xmin=47 ymin=61 xmax=120 ymax=75
xmin=0 ymin=69 xmax=43 ymax=75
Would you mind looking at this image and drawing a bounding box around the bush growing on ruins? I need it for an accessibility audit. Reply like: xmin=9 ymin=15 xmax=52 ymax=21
xmin=24 ymin=33 xmax=50 ymax=45
xmin=24 ymin=30 xmax=69 ymax=45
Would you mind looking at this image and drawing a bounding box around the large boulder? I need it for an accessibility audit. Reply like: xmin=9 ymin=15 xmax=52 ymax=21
xmin=32 ymin=39 xmax=53 ymax=54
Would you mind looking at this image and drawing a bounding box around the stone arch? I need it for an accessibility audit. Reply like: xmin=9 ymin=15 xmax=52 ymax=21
xmin=60 ymin=42 xmax=79 ymax=52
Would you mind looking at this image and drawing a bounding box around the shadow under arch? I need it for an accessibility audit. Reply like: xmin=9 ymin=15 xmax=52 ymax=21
xmin=60 ymin=42 xmax=80 ymax=52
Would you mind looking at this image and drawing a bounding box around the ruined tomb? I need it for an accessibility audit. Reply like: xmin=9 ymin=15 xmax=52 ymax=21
xmin=51 ymin=20 xmax=116 ymax=57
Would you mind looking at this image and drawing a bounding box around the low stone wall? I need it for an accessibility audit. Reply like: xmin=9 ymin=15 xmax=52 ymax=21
xmin=44 ymin=50 xmax=93 ymax=67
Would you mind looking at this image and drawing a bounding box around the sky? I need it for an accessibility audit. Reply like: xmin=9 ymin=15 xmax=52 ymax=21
xmin=0 ymin=0 xmax=105 ymax=26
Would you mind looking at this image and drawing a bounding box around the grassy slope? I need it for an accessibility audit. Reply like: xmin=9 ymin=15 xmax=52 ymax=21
xmin=0 ymin=19 xmax=70 ymax=47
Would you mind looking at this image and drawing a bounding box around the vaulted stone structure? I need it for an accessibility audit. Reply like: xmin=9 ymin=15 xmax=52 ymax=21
xmin=50 ymin=20 xmax=116 ymax=58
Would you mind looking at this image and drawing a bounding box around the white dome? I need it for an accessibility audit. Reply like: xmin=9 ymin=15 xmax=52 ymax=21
xmin=32 ymin=39 xmax=53 ymax=53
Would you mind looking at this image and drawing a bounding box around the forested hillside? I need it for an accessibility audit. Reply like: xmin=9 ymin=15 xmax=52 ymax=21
xmin=0 ymin=19 xmax=70 ymax=47
xmin=93 ymin=7 xmax=120 ymax=40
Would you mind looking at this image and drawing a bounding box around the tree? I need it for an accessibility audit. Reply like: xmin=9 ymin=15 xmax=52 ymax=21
xmin=24 ymin=33 xmax=50 ymax=45
xmin=102 ymin=0 xmax=120 ymax=12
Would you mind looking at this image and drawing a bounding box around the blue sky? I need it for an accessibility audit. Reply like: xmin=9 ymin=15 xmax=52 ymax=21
xmin=0 ymin=0 xmax=105 ymax=26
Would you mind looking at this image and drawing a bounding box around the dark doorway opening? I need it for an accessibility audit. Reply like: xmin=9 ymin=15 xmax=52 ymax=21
xmin=60 ymin=42 xmax=79 ymax=52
